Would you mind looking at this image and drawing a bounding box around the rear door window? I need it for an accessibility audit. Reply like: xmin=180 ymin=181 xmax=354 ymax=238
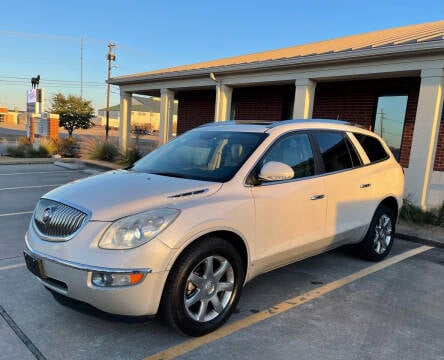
xmin=353 ymin=133 xmax=389 ymax=163
xmin=312 ymin=131 xmax=355 ymax=173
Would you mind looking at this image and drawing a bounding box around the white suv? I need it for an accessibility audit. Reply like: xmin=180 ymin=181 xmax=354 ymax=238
xmin=24 ymin=119 xmax=404 ymax=336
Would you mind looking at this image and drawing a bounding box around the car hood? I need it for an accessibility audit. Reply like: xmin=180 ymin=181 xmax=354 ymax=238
xmin=43 ymin=170 xmax=222 ymax=221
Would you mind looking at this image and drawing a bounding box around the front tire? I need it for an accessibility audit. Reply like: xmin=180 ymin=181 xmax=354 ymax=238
xmin=356 ymin=205 xmax=395 ymax=261
xmin=161 ymin=236 xmax=244 ymax=336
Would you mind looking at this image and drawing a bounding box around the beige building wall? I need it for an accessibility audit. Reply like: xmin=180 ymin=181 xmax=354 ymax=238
xmin=95 ymin=105 xmax=177 ymax=132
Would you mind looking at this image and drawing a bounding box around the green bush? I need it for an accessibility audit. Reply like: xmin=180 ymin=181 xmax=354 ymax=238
xmin=6 ymin=143 xmax=50 ymax=158
xmin=34 ymin=145 xmax=50 ymax=158
xmin=120 ymin=147 xmax=143 ymax=168
xmin=38 ymin=138 xmax=58 ymax=156
xmin=84 ymin=138 xmax=120 ymax=162
xmin=400 ymin=198 xmax=444 ymax=227
xmin=6 ymin=144 xmax=27 ymax=157
xmin=58 ymin=137 xmax=79 ymax=157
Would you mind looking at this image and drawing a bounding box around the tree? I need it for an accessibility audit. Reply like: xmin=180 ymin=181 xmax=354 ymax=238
xmin=50 ymin=93 xmax=95 ymax=137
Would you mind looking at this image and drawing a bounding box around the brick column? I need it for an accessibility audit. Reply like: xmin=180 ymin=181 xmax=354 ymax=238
xmin=29 ymin=117 xmax=36 ymax=142
xmin=48 ymin=114 xmax=59 ymax=141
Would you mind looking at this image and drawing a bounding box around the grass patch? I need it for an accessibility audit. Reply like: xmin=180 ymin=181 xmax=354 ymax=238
xmin=400 ymin=198 xmax=444 ymax=227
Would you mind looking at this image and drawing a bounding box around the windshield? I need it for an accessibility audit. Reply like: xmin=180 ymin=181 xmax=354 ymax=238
xmin=132 ymin=130 xmax=267 ymax=182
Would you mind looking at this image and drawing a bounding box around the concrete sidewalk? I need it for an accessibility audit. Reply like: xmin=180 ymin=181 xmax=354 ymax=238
xmin=397 ymin=221 xmax=444 ymax=248
xmin=1 ymin=155 xmax=443 ymax=249
xmin=0 ymin=155 xmax=122 ymax=171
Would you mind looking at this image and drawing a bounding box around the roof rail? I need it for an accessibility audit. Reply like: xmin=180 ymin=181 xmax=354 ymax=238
xmin=197 ymin=120 xmax=274 ymax=128
xmin=267 ymin=118 xmax=351 ymax=128
xmin=197 ymin=118 xmax=357 ymax=129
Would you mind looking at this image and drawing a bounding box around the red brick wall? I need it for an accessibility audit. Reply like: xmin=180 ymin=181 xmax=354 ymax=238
xmin=435 ymin=109 xmax=444 ymax=171
xmin=177 ymin=90 xmax=216 ymax=134
xmin=232 ymin=85 xmax=294 ymax=121
xmin=312 ymin=78 xmax=420 ymax=168
xmin=48 ymin=117 xmax=59 ymax=141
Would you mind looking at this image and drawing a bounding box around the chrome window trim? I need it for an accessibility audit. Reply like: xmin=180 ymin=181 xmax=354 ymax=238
xmin=24 ymin=238 xmax=152 ymax=275
xmin=243 ymin=127 xmax=393 ymax=188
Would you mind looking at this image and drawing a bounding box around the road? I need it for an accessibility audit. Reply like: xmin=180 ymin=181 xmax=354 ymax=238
xmin=0 ymin=163 xmax=443 ymax=360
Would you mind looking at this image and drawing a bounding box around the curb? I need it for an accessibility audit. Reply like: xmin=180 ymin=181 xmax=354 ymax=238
xmin=396 ymin=232 xmax=444 ymax=249
xmin=0 ymin=157 xmax=61 ymax=165
xmin=77 ymin=159 xmax=122 ymax=171
xmin=54 ymin=161 xmax=82 ymax=170
xmin=0 ymin=157 xmax=122 ymax=172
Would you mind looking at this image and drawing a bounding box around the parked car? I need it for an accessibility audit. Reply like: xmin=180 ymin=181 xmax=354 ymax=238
xmin=24 ymin=119 xmax=404 ymax=336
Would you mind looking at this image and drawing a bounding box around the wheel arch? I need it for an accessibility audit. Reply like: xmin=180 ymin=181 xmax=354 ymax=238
xmin=168 ymin=230 xmax=249 ymax=277
xmin=378 ymin=196 xmax=400 ymax=221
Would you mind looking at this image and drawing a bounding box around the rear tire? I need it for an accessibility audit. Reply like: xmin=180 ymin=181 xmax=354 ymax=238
xmin=161 ymin=236 xmax=244 ymax=336
xmin=356 ymin=205 xmax=395 ymax=261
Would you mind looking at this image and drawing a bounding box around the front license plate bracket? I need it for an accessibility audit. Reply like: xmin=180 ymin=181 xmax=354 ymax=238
xmin=24 ymin=252 xmax=47 ymax=279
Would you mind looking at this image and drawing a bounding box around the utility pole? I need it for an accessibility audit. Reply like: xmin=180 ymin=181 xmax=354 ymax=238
xmin=80 ymin=37 xmax=83 ymax=98
xmin=105 ymin=42 xmax=116 ymax=140
xmin=379 ymin=109 xmax=385 ymax=137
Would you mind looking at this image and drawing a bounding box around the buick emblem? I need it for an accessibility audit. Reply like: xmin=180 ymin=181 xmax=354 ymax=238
xmin=42 ymin=207 xmax=52 ymax=224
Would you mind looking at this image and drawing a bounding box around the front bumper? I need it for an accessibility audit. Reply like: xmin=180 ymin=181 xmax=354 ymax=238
xmin=24 ymin=239 xmax=169 ymax=316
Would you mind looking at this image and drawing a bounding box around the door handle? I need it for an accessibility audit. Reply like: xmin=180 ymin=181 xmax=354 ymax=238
xmin=360 ymin=183 xmax=371 ymax=188
xmin=310 ymin=194 xmax=325 ymax=200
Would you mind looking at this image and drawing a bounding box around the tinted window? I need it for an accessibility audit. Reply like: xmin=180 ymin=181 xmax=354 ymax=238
xmin=262 ymin=133 xmax=315 ymax=179
xmin=313 ymin=131 xmax=353 ymax=173
xmin=354 ymin=133 xmax=389 ymax=163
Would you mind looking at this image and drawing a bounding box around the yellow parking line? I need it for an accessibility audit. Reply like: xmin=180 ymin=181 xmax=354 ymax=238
xmin=144 ymin=245 xmax=433 ymax=360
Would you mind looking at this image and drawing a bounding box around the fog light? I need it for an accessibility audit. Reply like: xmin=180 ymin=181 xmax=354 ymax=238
xmin=91 ymin=272 xmax=145 ymax=287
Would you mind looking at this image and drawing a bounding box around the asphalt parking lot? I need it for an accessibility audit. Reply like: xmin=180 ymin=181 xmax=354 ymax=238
xmin=0 ymin=163 xmax=443 ymax=360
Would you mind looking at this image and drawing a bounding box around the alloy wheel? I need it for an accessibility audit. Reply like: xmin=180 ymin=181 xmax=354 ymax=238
xmin=373 ymin=214 xmax=392 ymax=255
xmin=184 ymin=255 xmax=234 ymax=322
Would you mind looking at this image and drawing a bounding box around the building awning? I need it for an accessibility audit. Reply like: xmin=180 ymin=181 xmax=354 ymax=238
xmin=111 ymin=21 xmax=444 ymax=84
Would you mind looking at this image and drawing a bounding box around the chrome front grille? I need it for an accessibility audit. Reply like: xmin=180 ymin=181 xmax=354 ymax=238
xmin=33 ymin=199 xmax=89 ymax=241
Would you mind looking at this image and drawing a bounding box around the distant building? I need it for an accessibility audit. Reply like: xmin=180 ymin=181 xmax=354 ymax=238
xmin=95 ymin=96 xmax=178 ymax=132
xmin=0 ymin=107 xmax=26 ymax=125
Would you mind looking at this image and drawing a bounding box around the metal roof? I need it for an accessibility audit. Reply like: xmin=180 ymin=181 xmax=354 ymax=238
xmin=113 ymin=21 xmax=444 ymax=82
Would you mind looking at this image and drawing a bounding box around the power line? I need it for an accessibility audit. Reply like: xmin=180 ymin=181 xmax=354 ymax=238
xmin=1 ymin=30 xmax=152 ymax=60
xmin=0 ymin=76 xmax=105 ymax=85
xmin=0 ymin=81 xmax=106 ymax=89
xmin=0 ymin=30 xmax=107 ymax=44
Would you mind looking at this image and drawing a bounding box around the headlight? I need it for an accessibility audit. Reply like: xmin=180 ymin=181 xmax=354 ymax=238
xmin=99 ymin=208 xmax=180 ymax=249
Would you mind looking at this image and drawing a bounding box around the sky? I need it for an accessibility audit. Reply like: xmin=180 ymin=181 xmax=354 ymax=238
xmin=0 ymin=0 xmax=443 ymax=112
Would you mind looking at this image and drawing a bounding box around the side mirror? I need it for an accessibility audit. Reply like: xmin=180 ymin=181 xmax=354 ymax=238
xmin=258 ymin=161 xmax=294 ymax=182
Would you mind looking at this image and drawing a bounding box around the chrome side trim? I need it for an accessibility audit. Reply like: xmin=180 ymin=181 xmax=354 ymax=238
xmin=24 ymin=239 xmax=152 ymax=275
